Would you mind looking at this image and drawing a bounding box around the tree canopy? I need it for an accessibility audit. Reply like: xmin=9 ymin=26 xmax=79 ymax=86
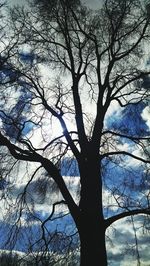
xmin=0 ymin=0 xmax=150 ymax=265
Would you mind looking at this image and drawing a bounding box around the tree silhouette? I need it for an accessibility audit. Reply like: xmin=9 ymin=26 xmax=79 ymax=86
xmin=0 ymin=0 xmax=150 ymax=265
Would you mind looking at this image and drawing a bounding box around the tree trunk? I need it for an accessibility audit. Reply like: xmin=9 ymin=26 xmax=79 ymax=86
xmin=79 ymin=214 xmax=107 ymax=266
xmin=77 ymin=155 xmax=107 ymax=266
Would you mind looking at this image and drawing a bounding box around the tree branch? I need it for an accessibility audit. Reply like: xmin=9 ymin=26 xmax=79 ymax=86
xmin=102 ymin=130 xmax=150 ymax=141
xmin=111 ymin=71 xmax=150 ymax=99
xmin=0 ymin=131 xmax=80 ymax=226
xmin=0 ymin=132 xmax=40 ymax=162
xmin=106 ymin=208 xmax=150 ymax=227
xmin=101 ymin=151 xmax=150 ymax=164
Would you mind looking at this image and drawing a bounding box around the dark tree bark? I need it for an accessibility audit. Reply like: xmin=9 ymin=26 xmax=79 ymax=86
xmin=77 ymin=154 xmax=107 ymax=265
xmin=79 ymin=216 xmax=107 ymax=266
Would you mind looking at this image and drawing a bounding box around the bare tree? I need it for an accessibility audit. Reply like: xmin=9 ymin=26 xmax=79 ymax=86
xmin=0 ymin=0 xmax=150 ymax=265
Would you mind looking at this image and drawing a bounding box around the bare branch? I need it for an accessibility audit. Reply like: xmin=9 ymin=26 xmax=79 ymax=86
xmin=101 ymin=150 xmax=150 ymax=164
xmin=106 ymin=208 xmax=150 ymax=227
xmin=102 ymin=130 xmax=150 ymax=141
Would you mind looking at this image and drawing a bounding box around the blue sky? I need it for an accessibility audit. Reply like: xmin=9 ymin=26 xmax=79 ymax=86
xmin=0 ymin=1 xmax=150 ymax=265
xmin=1 ymin=42 xmax=149 ymax=266
xmin=106 ymin=102 xmax=149 ymax=136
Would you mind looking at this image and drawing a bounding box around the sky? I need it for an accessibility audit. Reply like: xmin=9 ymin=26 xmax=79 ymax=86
xmin=1 ymin=0 xmax=150 ymax=265
xmin=8 ymin=0 xmax=102 ymax=8
xmin=8 ymin=0 xmax=26 ymax=6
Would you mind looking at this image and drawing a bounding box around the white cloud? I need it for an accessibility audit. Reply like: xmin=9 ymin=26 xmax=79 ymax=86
xmin=106 ymin=216 xmax=150 ymax=266
xmin=9 ymin=0 xmax=103 ymax=9
xmin=8 ymin=0 xmax=26 ymax=6
xmin=82 ymin=0 xmax=103 ymax=9
xmin=141 ymin=106 xmax=150 ymax=130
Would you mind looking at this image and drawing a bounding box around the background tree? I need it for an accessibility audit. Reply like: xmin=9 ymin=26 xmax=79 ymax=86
xmin=0 ymin=0 xmax=150 ymax=265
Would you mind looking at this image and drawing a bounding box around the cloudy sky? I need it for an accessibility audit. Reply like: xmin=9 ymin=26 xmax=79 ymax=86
xmin=1 ymin=0 xmax=150 ymax=265
xmin=8 ymin=0 xmax=102 ymax=8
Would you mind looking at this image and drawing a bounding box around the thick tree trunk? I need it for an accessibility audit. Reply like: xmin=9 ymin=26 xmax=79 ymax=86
xmin=77 ymin=155 xmax=107 ymax=266
xmin=78 ymin=214 xmax=107 ymax=266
